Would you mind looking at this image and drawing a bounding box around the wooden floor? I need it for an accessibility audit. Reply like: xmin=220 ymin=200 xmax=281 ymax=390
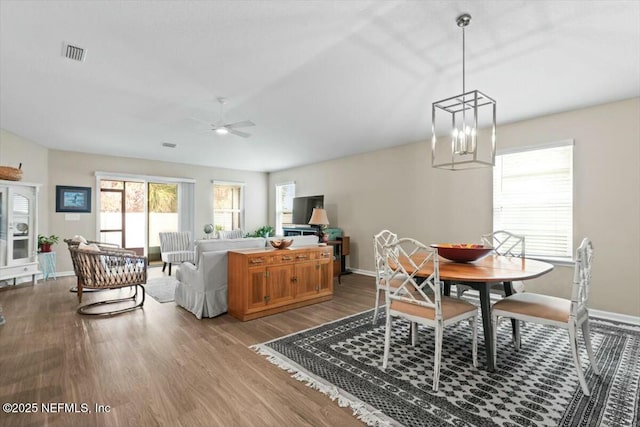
xmin=0 ymin=270 xmax=376 ymax=427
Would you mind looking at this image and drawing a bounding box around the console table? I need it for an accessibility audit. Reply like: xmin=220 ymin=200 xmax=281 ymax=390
xmin=328 ymin=236 xmax=350 ymax=283
xmin=228 ymin=245 xmax=334 ymax=321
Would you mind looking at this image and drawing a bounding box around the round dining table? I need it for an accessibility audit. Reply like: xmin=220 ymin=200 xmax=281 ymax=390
xmin=400 ymin=254 xmax=554 ymax=371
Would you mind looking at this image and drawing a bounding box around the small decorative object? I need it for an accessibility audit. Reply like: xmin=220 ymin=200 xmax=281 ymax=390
xmin=430 ymin=243 xmax=493 ymax=263
xmin=38 ymin=234 xmax=60 ymax=253
xmin=270 ymin=239 xmax=293 ymax=250
xmin=0 ymin=163 xmax=23 ymax=181
xmin=56 ymin=186 xmax=92 ymax=213
xmin=203 ymin=223 xmax=214 ymax=239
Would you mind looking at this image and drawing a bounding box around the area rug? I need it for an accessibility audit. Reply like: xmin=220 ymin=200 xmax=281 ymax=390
xmin=144 ymin=276 xmax=178 ymax=303
xmin=252 ymin=309 xmax=640 ymax=427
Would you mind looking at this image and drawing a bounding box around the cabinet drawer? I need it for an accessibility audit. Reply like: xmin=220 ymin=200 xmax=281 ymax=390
xmin=246 ymin=255 xmax=267 ymax=266
xmin=0 ymin=262 xmax=38 ymax=280
xmin=269 ymin=252 xmax=296 ymax=265
xmin=316 ymin=249 xmax=333 ymax=261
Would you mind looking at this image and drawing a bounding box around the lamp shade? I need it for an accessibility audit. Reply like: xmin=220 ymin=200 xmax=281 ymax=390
xmin=308 ymin=208 xmax=329 ymax=226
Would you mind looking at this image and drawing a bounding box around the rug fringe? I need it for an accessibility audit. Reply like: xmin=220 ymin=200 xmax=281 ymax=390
xmin=251 ymin=345 xmax=395 ymax=427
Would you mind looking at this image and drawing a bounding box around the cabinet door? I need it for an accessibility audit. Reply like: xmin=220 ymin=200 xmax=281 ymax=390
xmin=7 ymin=187 xmax=36 ymax=265
xmin=294 ymin=261 xmax=322 ymax=299
xmin=0 ymin=187 xmax=6 ymax=268
xmin=266 ymin=264 xmax=294 ymax=305
xmin=247 ymin=267 xmax=267 ymax=310
xmin=319 ymin=259 xmax=333 ymax=294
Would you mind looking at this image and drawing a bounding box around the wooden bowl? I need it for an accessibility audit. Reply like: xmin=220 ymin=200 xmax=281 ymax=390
xmin=270 ymin=239 xmax=293 ymax=250
xmin=430 ymin=243 xmax=493 ymax=263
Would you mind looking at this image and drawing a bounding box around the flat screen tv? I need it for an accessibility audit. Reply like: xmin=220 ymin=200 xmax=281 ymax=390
xmin=291 ymin=195 xmax=324 ymax=225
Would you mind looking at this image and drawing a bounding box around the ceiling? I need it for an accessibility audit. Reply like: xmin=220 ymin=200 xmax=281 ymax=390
xmin=1 ymin=1 xmax=638 ymax=173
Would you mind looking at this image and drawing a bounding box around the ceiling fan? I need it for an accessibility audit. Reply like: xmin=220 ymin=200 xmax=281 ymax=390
xmin=195 ymin=97 xmax=255 ymax=138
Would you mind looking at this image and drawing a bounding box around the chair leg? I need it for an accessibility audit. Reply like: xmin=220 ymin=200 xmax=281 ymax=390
xmin=471 ymin=316 xmax=478 ymax=368
xmin=582 ymin=318 xmax=600 ymax=376
xmin=492 ymin=314 xmax=500 ymax=368
xmin=373 ymin=288 xmax=381 ymax=325
xmin=568 ymin=323 xmax=591 ymax=396
xmin=456 ymin=284 xmax=465 ymax=299
xmin=513 ymin=320 xmax=521 ymax=350
xmin=168 ymin=263 xmax=172 ymax=276
xmin=162 ymin=262 xmax=167 ymax=272
xmin=432 ymin=322 xmax=443 ymax=392
xmin=382 ymin=314 xmax=392 ymax=369
xmin=411 ymin=322 xmax=418 ymax=346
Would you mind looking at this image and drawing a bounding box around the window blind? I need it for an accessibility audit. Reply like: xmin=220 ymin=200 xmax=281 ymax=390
xmin=493 ymin=143 xmax=573 ymax=258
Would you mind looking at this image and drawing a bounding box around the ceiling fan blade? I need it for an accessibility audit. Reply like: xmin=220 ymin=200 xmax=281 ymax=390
xmin=188 ymin=116 xmax=212 ymax=125
xmin=228 ymin=129 xmax=251 ymax=138
xmin=226 ymin=120 xmax=255 ymax=129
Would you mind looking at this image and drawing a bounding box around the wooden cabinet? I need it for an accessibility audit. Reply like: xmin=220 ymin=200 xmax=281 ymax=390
xmin=228 ymin=246 xmax=333 ymax=321
xmin=0 ymin=181 xmax=39 ymax=285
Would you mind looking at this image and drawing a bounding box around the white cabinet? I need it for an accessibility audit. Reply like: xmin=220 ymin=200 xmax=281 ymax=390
xmin=0 ymin=180 xmax=39 ymax=284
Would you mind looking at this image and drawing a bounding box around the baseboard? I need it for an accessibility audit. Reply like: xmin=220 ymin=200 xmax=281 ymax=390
xmin=348 ymin=269 xmax=640 ymax=325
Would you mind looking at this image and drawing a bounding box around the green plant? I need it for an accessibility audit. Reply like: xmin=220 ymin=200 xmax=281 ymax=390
xmin=38 ymin=234 xmax=59 ymax=245
xmin=246 ymin=225 xmax=274 ymax=238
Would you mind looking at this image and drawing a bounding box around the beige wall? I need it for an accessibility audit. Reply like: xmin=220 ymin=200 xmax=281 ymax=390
xmin=47 ymin=150 xmax=268 ymax=273
xmin=0 ymin=129 xmax=49 ymax=235
xmin=1 ymin=133 xmax=269 ymax=274
xmin=269 ymin=98 xmax=640 ymax=316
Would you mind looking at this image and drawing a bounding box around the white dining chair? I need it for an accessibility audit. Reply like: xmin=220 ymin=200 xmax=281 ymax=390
xmin=382 ymin=237 xmax=478 ymax=392
xmin=456 ymin=230 xmax=525 ymax=298
xmin=372 ymin=229 xmax=399 ymax=324
xmin=491 ymin=237 xmax=600 ymax=396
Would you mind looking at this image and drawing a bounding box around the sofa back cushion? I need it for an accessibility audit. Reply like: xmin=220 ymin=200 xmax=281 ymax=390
xmin=194 ymin=237 xmax=266 ymax=265
xmin=287 ymin=235 xmax=320 ymax=247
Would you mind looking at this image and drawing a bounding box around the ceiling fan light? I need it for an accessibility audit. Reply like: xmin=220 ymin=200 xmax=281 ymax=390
xmin=215 ymin=127 xmax=229 ymax=135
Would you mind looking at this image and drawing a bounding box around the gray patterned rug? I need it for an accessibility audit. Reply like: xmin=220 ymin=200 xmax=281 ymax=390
xmin=252 ymin=309 xmax=639 ymax=427
xmin=144 ymin=276 xmax=178 ymax=303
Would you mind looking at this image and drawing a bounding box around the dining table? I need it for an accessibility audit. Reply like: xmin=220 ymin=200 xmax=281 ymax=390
xmin=397 ymin=254 xmax=554 ymax=371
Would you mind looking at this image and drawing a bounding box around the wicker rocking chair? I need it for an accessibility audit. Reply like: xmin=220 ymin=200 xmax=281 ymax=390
xmin=67 ymin=244 xmax=147 ymax=315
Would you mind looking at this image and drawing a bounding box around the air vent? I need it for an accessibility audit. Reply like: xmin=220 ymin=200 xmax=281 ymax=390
xmin=162 ymin=142 xmax=177 ymax=148
xmin=62 ymin=42 xmax=86 ymax=62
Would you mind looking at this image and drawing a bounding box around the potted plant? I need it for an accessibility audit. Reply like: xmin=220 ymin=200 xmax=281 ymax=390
xmin=38 ymin=234 xmax=59 ymax=252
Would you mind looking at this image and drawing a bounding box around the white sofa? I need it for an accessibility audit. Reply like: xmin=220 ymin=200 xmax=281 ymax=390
xmin=175 ymin=237 xmax=266 ymax=319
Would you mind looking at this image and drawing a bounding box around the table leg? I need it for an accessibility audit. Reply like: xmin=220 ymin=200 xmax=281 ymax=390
xmin=478 ymin=284 xmax=494 ymax=372
xmin=503 ymin=281 xmax=521 ymax=349
xmin=443 ymin=280 xmax=452 ymax=296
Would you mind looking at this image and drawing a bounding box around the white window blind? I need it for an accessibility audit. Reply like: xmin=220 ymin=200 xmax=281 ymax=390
xmin=493 ymin=142 xmax=573 ymax=259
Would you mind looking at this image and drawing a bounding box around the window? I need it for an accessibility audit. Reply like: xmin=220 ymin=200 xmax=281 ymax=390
xmin=275 ymin=182 xmax=295 ymax=235
xmin=213 ymin=182 xmax=244 ymax=231
xmin=493 ymin=141 xmax=573 ymax=259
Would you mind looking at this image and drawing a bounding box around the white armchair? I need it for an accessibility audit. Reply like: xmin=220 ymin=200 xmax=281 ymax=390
xmin=159 ymin=231 xmax=195 ymax=276
xmin=175 ymin=237 xmax=266 ymax=319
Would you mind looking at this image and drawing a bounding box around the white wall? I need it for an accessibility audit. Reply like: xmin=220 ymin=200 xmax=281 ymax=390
xmin=269 ymin=98 xmax=640 ymax=316
xmin=0 ymin=129 xmax=49 ymax=235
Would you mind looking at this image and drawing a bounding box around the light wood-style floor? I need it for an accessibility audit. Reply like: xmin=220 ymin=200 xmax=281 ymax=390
xmin=0 ymin=269 xmax=376 ymax=427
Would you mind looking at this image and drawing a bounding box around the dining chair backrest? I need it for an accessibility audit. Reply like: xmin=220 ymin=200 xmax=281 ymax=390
xmin=383 ymin=238 xmax=441 ymax=320
xmin=482 ymin=230 xmax=525 ymax=257
xmin=373 ymin=229 xmax=398 ymax=282
xmin=571 ymin=237 xmax=594 ymax=319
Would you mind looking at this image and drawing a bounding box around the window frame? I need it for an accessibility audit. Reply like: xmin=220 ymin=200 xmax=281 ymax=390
xmin=492 ymin=140 xmax=574 ymax=264
xmin=212 ymin=180 xmax=245 ymax=232
xmin=275 ymin=182 xmax=295 ymax=236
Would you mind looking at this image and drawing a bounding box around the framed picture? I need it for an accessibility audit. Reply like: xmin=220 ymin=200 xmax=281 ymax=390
xmin=56 ymin=186 xmax=92 ymax=213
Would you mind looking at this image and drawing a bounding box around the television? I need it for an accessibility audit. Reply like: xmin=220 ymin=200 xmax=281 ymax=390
xmin=291 ymin=195 xmax=324 ymax=225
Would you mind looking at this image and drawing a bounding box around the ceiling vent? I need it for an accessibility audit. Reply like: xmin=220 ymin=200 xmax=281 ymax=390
xmin=62 ymin=42 xmax=86 ymax=62
xmin=162 ymin=142 xmax=177 ymax=148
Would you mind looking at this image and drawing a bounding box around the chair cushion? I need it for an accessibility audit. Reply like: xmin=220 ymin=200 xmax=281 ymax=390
xmin=390 ymin=295 xmax=476 ymax=321
xmin=492 ymin=293 xmax=571 ymax=323
xmin=161 ymin=250 xmax=194 ymax=263
xmin=218 ymin=229 xmax=244 ymax=239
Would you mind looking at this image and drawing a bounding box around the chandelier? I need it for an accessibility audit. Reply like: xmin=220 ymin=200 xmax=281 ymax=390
xmin=431 ymin=13 xmax=496 ymax=170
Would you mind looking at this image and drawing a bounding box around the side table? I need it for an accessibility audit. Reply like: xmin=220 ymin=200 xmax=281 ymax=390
xmin=38 ymin=251 xmax=57 ymax=281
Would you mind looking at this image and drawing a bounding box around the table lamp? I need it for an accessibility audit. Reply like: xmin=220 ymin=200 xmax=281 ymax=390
xmin=308 ymin=208 xmax=330 ymax=242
